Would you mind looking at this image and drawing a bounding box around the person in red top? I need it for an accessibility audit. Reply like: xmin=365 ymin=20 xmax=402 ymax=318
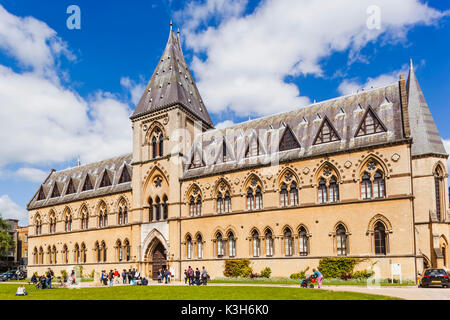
xmin=114 ymin=269 xmax=120 ymax=284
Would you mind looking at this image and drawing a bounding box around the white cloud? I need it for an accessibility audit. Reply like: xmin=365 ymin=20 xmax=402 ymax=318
xmin=0 ymin=7 xmax=133 ymax=171
xmin=0 ymin=195 xmax=28 ymax=225
xmin=177 ymin=0 xmax=448 ymax=117
xmin=0 ymin=5 xmax=74 ymax=77
xmin=442 ymin=139 xmax=450 ymax=169
xmin=121 ymin=77 xmax=146 ymax=106
xmin=215 ymin=120 xmax=235 ymax=129
xmin=15 ymin=168 xmax=48 ymax=183
xmin=337 ymin=66 xmax=408 ymax=95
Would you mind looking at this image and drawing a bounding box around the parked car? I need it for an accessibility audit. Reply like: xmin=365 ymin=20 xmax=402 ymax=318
xmin=419 ymin=269 xmax=449 ymax=288
xmin=0 ymin=270 xmax=25 ymax=281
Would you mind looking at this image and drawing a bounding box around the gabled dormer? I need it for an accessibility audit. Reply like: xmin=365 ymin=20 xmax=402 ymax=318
xmin=313 ymin=117 xmax=341 ymax=145
xmin=355 ymin=106 xmax=387 ymax=137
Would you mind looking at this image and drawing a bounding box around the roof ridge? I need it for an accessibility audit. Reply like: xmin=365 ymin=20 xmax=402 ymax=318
xmin=54 ymin=153 xmax=132 ymax=174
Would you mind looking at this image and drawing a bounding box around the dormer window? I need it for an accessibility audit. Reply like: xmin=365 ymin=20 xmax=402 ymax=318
xmin=99 ymin=171 xmax=112 ymax=188
xmin=82 ymin=176 xmax=93 ymax=191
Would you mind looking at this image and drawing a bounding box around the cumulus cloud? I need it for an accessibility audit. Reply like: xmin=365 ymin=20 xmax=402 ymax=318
xmin=177 ymin=0 xmax=448 ymax=117
xmin=442 ymin=139 xmax=450 ymax=168
xmin=215 ymin=120 xmax=235 ymax=129
xmin=0 ymin=6 xmax=133 ymax=172
xmin=337 ymin=66 xmax=409 ymax=95
xmin=15 ymin=168 xmax=49 ymax=183
xmin=121 ymin=77 xmax=146 ymax=106
xmin=0 ymin=195 xmax=28 ymax=225
xmin=0 ymin=5 xmax=74 ymax=77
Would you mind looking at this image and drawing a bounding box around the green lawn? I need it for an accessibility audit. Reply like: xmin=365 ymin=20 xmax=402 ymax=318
xmin=0 ymin=284 xmax=400 ymax=300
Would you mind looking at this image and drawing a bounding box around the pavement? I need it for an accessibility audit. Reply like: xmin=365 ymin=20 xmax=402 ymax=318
xmin=2 ymin=280 xmax=450 ymax=300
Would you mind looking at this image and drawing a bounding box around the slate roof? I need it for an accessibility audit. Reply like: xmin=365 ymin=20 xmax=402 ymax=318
xmin=407 ymin=60 xmax=447 ymax=157
xmin=131 ymin=27 xmax=213 ymax=128
xmin=27 ymin=154 xmax=132 ymax=210
xmin=183 ymin=82 xmax=406 ymax=179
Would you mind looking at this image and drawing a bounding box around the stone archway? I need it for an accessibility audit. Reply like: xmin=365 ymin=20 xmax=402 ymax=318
xmin=144 ymin=237 xmax=168 ymax=280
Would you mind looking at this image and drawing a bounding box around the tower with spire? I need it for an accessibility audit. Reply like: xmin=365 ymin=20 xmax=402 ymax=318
xmin=407 ymin=59 xmax=449 ymax=270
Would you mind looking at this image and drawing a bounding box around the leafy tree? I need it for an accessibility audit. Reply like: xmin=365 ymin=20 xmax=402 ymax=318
xmin=0 ymin=215 xmax=15 ymax=258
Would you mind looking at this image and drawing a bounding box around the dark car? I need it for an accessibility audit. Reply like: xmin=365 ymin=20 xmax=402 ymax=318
xmin=0 ymin=270 xmax=21 ymax=281
xmin=419 ymin=269 xmax=449 ymax=288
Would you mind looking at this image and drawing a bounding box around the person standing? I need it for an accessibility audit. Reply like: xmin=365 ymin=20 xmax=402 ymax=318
xmin=312 ymin=268 xmax=323 ymax=289
xmin=127 ymin=269 xmax=133 ymax=284
xmin=108 ymin=270 xmax=114 ymax=287
xmin=184 ymin=269 xmax=188 ymax=284
xmin=187 ymin=266 xmax=194 ymax=286
xmin=195 ymin=268 xmax=201 ymax=286
xmin=122 ymin=269 xmax=128 ymax=284
xmin=201 ymin=267 xmax=208 ymax=286
xmin=46 ymin=268 xmax=53 ymax=289
xmin=114 ymin=269 xmax=119 ymax=284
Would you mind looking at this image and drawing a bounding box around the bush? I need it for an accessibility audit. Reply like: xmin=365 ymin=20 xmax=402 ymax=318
xmin=353 ymin=270 xmax=375 ymax=279
xmin=90 ymin=270 xmax=95 ymax=279
xmin=290 ymin=267 xmax=310 ymax=280
xmin=339 ymin=272 xmax=352 ymax=281
xmin=60 ymin=270 xmax=68 ymax=281
xmin=260 ymin=267 xmax=271 ymax=278
xmin=223 ymin=259 xmax=253 ymax=278
xmin=318 ymin=258 xmax=366 ymax=279
xmin=249 ymin=272 xmax=260 ymax=278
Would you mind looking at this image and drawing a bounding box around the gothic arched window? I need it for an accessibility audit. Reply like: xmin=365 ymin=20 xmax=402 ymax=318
xmin=228 ymin=232 xmax=236 ymax=258
xmin=434 ymin=166 xmax=444 ymax=221
xmin=196 ymin=234 xmax=203 ymax=259
xmin=265 ymin=229 xmax=274 ymax=257
xmin=318 ymin=178 xmax=328 ymax=204
xmin=216 ymin=233 xmax=224 ymax=257
xmin=336 ymin=224 xmax=348 ymax=256
xmin=298 ymin=227 xmax=308 ymax=256
xmin=186 ymin=235 xmax=193 ymax=260
xmin=361 ymin=172 xmax=372 ymax=200
xmin=284 ymin=228 xmax=294 ymax=256
xmin=280 ymin=183 xmax=289 ymax=207
xmin=252 ymin=230 xmax=260 ymax=257
xmin=374 ymin=222 xmax=386 ymax=255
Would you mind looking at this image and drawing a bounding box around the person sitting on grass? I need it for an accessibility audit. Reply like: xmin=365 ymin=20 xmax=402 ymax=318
xmin=16 ymin=285 xmax=28 ymax=296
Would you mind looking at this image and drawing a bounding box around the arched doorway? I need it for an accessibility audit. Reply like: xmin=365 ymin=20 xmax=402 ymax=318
xmin=151 ymin=241 xmax=167 ymax=280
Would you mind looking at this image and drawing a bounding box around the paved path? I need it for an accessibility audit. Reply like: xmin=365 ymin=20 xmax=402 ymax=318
xmin=3 ymin=280 xmax=449 ymax=300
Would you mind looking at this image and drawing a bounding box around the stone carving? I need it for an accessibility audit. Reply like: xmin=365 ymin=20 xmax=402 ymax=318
xmin=303 ymin=167 xmax=310 ymax=175
xmin=344 ymin=161 xmax=352 ymax=169
xmin=391 ymin=153 xmax=400 ymax=162
xmin=234 ymin=178 xmax=240 ymax=185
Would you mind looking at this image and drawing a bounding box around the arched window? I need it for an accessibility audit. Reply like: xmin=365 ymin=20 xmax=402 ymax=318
xmin=290 ymin=182 xmax=299 ymax=206
xmin=265 ymin=229 xmax=274 ymax=257
xmin=118 ymin=200 xmax=128 ymax=225
xmin=95 ymin=242 xmax=101 ymax=263
xmin=186 ymin=235 xmax=193 ymax=259
xmin=163 ymin=196 xmax=168 ymax=220
xmin=298 ymin=227 xmax=308 ymax=256
xmin=81 ymin=243 xmax=86 ymax=263
xmin=99 ymin=202 xmax=107 ymax=228
xmin=116 ymin=240 xmax=123 ymax=262
xmin=64 ymin=211 xmax=72 ymax=232
xmin=196 ymin=196 xmax=202 ymax=216
xmin=74 ymin=243 xmax=80 ymax=264
xmin=228 ymin=232 xmax=236 ymax=257
xmin=155 ymin=197 xmax=161 ymax=221
xmin=101 ymin=241 xmax=107 ymax=262
xmin=152 ymin=137 xmax=157 ymax=159
xmin=196 ymin=235 xmax=203 ymax=259
xmin=252 ymin=230 xmax=260 ymax=257
xmin=336 ymin=224 xmax=348 ymax=256
xmin=35 ymin=216 xmax=42 ymax=235
xmin=434 ymin=166 xmax=444 ymax=221
xmin=280 ymin=183 xmax=289 ymax=207
xmin=329 ymin=176 xmax=339 ymax=203
xmin=62 ymin=245 xmax=68 ymax=264
xmin=189 ymin=196 xmax=195 ymax=217
xmin=80 ymin=206 xmax=89 ymax=230
xmin=318 ymin=178 xmax=327 ymax=204
xmin=49 ymin=213 xmax=56 ymax=234
xmin=149 ymin=198 xmax=153 ymax=221
xmin=217 ymin=193 xmax=224 ymax=214
xmin=52 ymin=246 xmax=57 ymax=264
xmin=124 ymin=240 xmax=131 ymax=262
xmin=246 ymin=188 xmax=254 ymax=211
xmin=33 ymin=248 xmax=38 ymax=265
xmin=159 ymin=135 xmax=164 ymax=157
xmin=224 ymin=192 xmax=231 ymax=213
xmin=216 ymin=233 xmax=224 ymax=257
xmin=284 ymin=228 xmax=293 ymax=256
xmin=373 ymin=170 xmax=385 ymax=198
xmin=374 ymin=222 xmax=386 ymax=255
xmin=39 ymin=247 xmax=44 ymax=264
xmin=47 ymin=246 xmax=51 ymax=264
xmin=255 ymin=186 xmax=263 ymax=210
xmin=361 ymin=172 xmax=372 ymax=200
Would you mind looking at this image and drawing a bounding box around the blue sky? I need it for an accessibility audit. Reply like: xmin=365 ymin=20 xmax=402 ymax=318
xmin=0 ymin=0 xmax=449 ymax=225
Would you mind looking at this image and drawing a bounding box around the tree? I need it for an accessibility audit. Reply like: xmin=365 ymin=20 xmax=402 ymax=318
xmin=0 ymin=215 xmax=14 ymax=258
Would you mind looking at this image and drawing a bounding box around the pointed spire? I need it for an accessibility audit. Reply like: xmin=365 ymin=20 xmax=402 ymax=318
xmin=406 ymin=59 xmax=447 ymax=157
xmin=170 ymin=20 xmax=173 ymax=32
xmin=131 ymin=26 xmax=213 ymax=127
xmin=409 ymin=58 xmax=414 ymax=72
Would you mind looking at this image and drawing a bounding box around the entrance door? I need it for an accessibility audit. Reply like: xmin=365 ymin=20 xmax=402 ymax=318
xmin=151 ymin=242 xmax=167 ymax=280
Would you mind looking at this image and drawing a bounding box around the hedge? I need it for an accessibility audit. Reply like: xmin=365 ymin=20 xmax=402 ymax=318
xmin=318 ymin=257 xmax=366 ymax=278
xmin=223 ymin=259 xmax=253 ymax=278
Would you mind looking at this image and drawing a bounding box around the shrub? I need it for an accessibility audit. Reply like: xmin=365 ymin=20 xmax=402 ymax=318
xmin=290 ymin=267 xmax=310 ymax=280
xmin=353 ymin=270 xmax=375 ymax=279
xmin=339 ymin=272 xmax=352 ymax=281
xmin=318 ymin=257 xmax=367 ymax=278
xmin=260 ymin=267 xmax=271 ymax=278
xmin=249 ymin=272 xmax=260 ymax=278
xmin=60 ymin=270 xmax=68 ymax=281
xmin=90 ymin=270 xmax=95 ymax=279
xmin=223 ymin=259 xmax=253 ymax=278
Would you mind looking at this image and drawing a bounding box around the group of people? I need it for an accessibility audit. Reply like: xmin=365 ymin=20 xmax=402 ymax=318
xmin=184 ymin=266 xmax=209 ymax=286
xmin=30 ymin=268 xmax=55 ymax=289
xmin=100 ymin=268 xmax=148 ymax=286
xmin=156 ymin=268 xmax=172 ymax=284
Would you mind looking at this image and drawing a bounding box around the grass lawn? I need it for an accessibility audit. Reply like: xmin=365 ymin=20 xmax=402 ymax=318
xmin=210 ymin=278 xmax=415 ymax=287
xmin=0 ymin=284 xmax=400 ymax=300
